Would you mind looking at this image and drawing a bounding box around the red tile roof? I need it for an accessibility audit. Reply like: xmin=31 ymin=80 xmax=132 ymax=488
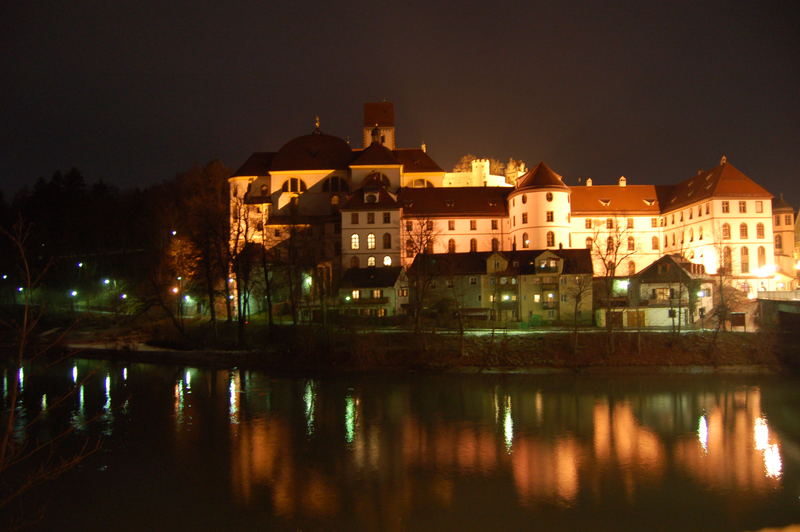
xmin=399 ymin=187 xmax=510 ymax=217
xmin=271 ymin=132 xmax=354 ymax=171
xmin=232 ymin=152 xmax=275 ymax=177
xmin=659 ymin=161 xmax=772 ymax=212
xmin=351 ymin=142 xmax=399 ymax=166
xmin=516 ymin=162 xmax=568 ymax=190
xmin=393 ymin=148 xmax=444 ymax=173
xmin=363 ymin=102 xmax=395 ymax=127
xmin=571 ymin=184 xmax=662 ymax=215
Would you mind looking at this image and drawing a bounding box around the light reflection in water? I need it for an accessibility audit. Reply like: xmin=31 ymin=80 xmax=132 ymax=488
xmin=41 ymin=394 xmax=47 ymax=411
xmin=174 ymin=380 xmax=184 ymax=425
xmin=345 ymin=391 xmax=357 ymax=445
xmin=754 ymin=416 xmax=783 ymax=479
xmin=185 ymin=370 xmax=192 ymax=389
xmin=229 ymin=369 xmax=240 ymax=424
xmin=698 ymin=415 xmax=709 ymax=453
xmin=18 ymin=367 xmax=24 ymax=393
xmin=122 ymin=367 xmax=127 ymax=381
xmin=72 ymin=365 xmax=78 ymax=383
xmin=503 ymin=395 xmax=513 ymax=453
xmin=304 ymin=380 xmax=316 ymax=437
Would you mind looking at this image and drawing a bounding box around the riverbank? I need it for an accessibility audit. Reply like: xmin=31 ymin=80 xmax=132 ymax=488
xmin=56 ymin=327 xmax=799 ymax=375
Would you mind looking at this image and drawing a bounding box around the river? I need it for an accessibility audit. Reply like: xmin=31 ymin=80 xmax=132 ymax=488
xmin=4 ymin=359 xmax=800 ymax=531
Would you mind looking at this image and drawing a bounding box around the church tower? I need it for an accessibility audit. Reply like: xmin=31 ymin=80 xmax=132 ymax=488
xmin=362 ymin=102 xmax=396 ymax=149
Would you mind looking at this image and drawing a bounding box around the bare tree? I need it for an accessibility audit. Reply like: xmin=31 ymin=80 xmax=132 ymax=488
xmin=563 ymin=274 xmax=593 ymax=355
xmin=0 ymin=220 xmax=99 ymax=528
xmin=403 ymin=218 xmax=439 ymax=334
xmin=589 ymin=217 xmax=638 ymax=353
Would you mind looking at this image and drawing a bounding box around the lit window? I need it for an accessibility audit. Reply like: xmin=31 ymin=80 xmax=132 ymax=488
xmin=367 ymin=233 xmax=376 ymax=249
xmin=351 ymin=290 xmax=360 ymax=300
xmin=367 ymin=256 xmax=376 ymax=267
xmin=522 ymin=233 xmax=529 ymax=248
xmin=351 ymin=234 xmax=360 ymax=249
xmin=383 ymin=256 xmax=392 ymax=266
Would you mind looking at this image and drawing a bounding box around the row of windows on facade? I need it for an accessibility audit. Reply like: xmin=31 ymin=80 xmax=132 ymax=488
xmin=511 ymin=192 xmax=558 ymax=205
xmin=350 ymin=233 xmax=392 ymax=250
xmin=513 ymin=212 xmax=561 ymax=226
xmin=278 ymin=176 xmax=349 ymax=193
xmin=775 ymin=214 xmax=794 ymax=226
xmin=720 ymin=246 xmax=770 ymax=273
xmin=402 ymin=220 xmax=499 ymax=232
xmin=351 ymin=212 xmax=392 ymax=224
xmin=349 ymin=256 xmax=394 ymax=268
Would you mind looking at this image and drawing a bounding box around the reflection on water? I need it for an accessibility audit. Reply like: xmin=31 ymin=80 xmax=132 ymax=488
xmin=6 ymin=361 xmax=800 ymax=531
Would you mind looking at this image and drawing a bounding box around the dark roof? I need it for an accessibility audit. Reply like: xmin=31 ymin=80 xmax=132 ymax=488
xmin=398 ymin=187 xmax=510 ymax=217
xmin=340 ymin=266 xmax=403 ymax=288
xmin=571 ymin=184 xmax=662 ymax=214
xmin=363 ymin=102 xmax=395 ymax=127
xmin=393 ymin=148 xmax=444 ymax=173
xmin=351 ymin=142 xmax=399 ymax=166
xmin=659 ymin=160 xmax=772 ymax=211
xmin=516 ymin=162 xmax=568 ymax=190
xmin=271 ymin=131 xmax=354 ymax=171
xmin=636 ymin=254 xmax=707 ymax=283
xmin=341 ymin=188 xmax=399 ymax=210
xmin=772 ymin=195 xmax=794 ymax=211
xmin=503 ymin=249 xmax=594 ymax=275
xmin=409 ymin=252 xmax=494 ymax=276
xmin=232 ymin=152 xmax=275 ymax=177
xmin=265 ymin=213 xmax=339 ymax=225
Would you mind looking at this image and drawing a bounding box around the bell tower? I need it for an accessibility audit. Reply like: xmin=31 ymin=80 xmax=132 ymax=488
xmin=362 ymin=102 xmax=395 ymax=149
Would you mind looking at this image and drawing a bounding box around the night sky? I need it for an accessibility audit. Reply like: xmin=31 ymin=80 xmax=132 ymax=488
xmin=2 ymin=1 xmax=798 ymax=204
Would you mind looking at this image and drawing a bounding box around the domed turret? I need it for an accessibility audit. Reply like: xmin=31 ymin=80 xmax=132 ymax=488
xmin=271 ymin=131 xmax=353 ymax=171
xmin=509 ymin=162 xmax=572 ymax=250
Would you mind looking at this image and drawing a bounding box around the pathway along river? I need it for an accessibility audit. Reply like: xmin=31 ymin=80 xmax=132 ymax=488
xmin=5 ymin=359 xmax=800 ymax=531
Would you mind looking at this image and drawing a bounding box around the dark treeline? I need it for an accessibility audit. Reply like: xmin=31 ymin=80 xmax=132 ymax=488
xmin=0 ymin=162 xmax=233 ymax=336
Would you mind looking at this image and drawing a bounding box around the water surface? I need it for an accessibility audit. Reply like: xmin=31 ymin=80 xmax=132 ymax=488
xmin=5 ymin=360 xmax=800 ymax=531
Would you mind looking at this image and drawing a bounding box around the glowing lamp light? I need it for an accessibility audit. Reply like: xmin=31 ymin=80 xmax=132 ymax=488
xmin=2 ymin=274 xmax=7 ymax=279
xmin=177 ymin=276 xmax=182 ymax=280
xmin=228 ymin=295 xmax=234 ymax=300
xmin=171 ymin=287 xmax=179 ymax=294
xmin=345 ymin=296 xmax=351 ymax=302
xmin=184 ymin=295 xmax=192 ymax=303
xmin=697 ymin=290 xmax=705 ymax=298
xmin=70 ymin=290 xmax=78 ymax=297
xmin=17 ymin=287 xmax=23 ymax=292
xmin=228 ymin=278 xmax=234 ymax=284
xmin=617 ymin=280 xmax=630 ymax=290
xmin=77 ymin=262 xmax=83 ymax=268
xmin=120 ymin=293 xmax=127 ymax=300
xmin=502 ymin=294 xmax=510 ymax=301
xmin=171 ymin=230 xmax=177 ymax=236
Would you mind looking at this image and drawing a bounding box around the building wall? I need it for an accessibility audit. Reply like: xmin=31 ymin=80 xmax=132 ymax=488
xmin=341 ymin=207 xmax=401 ymax=269
xmin=508 ymin=188 xmax=572 ymax=251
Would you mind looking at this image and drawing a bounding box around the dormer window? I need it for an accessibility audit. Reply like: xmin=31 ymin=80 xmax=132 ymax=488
xmin=599 ymin=199 xmax=611 ymax=207
xmin=643 ymin=198 xmax=655 ymax=206
xmin=365 ymin=193 xmax=377 ymax=203
xmin=281 ymin=178 xmax=307 ymax=193
xmin=445 ymin=200 xmax=455 ymax=207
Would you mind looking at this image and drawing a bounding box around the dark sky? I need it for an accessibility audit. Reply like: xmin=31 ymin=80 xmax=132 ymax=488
xmin=2 ymin=1 xmax=798 ymax=205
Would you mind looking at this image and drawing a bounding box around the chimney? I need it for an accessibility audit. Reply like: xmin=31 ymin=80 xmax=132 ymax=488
xmin=586 ymin=178 xmax=593 ymax=187
xmin=720 ymin=155 xmax=727 ymax=165
xmin=421 ymin=141 xmax=427 ymax=153
xmin=618 ymin=176 xmax=627 ymax=187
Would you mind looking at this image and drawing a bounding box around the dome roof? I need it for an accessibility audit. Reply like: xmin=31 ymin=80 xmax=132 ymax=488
xmin=516 ymin=161 xmax=568 ymax=190
xmin=271 ymin=131 xmax=354 ymax=171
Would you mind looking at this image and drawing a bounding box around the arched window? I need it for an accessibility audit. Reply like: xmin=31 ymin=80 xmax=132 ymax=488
xmin=522 ymin=232 xmax=529 ymax=248
xmin=406 ymin=239 xmax=414 ymax=257
xmin=627 ymin=261 xmax=636 ymax=276
xmin=776 ymin=234 xmax=783 ymax=250
xmin=322 ymin=176 xmax=349 ymax=193
xmin=546 ymin=231 xmax=555 ymax=247
xmin=586 ymin=237 xmax=593 ymax=249
xmin=627 ymin=236 xmax=635 ymax=251
xmin=722 ymin=246 xmax=732 ymax=271
xmin=740 ymin=223 xmax=748 ymax=239
xmin=382 ymin=233 xmax=391 ymax=249
xmin=756 ymin=223 xmax=765 ymax=239
xmin=758 ymin=246 xmax=766 ymax=268
xmin=367 ymin=256 xmax=376 ymax=267
xmin=491 ymin=238 xmax=499 ymax=252
xmin=652 ymin=236 xmax=659 ymax=250
xmin=350 ymin=256 xmax=360 ymax=268
xmin=722 ymin=223 xmax=731 ymax=239
xmin=740 ymin=247 xmax=749 ymax=273
xmin=281 ymin=178 xmax=307 ymax=193
xmin=448 ymin=239 xmax=456 ymax=253
xmin=606 ymin=237 xmax=614 ymax=252
xmin=383 ymin=256 xmax=392 ymax=266
xmin=470 ymin=238 xmax=477 ymax=252
xmin=351 ymin=234 xmax=360 ymax=250
xmin=367 ymin=233 xmax=376 ymax=250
